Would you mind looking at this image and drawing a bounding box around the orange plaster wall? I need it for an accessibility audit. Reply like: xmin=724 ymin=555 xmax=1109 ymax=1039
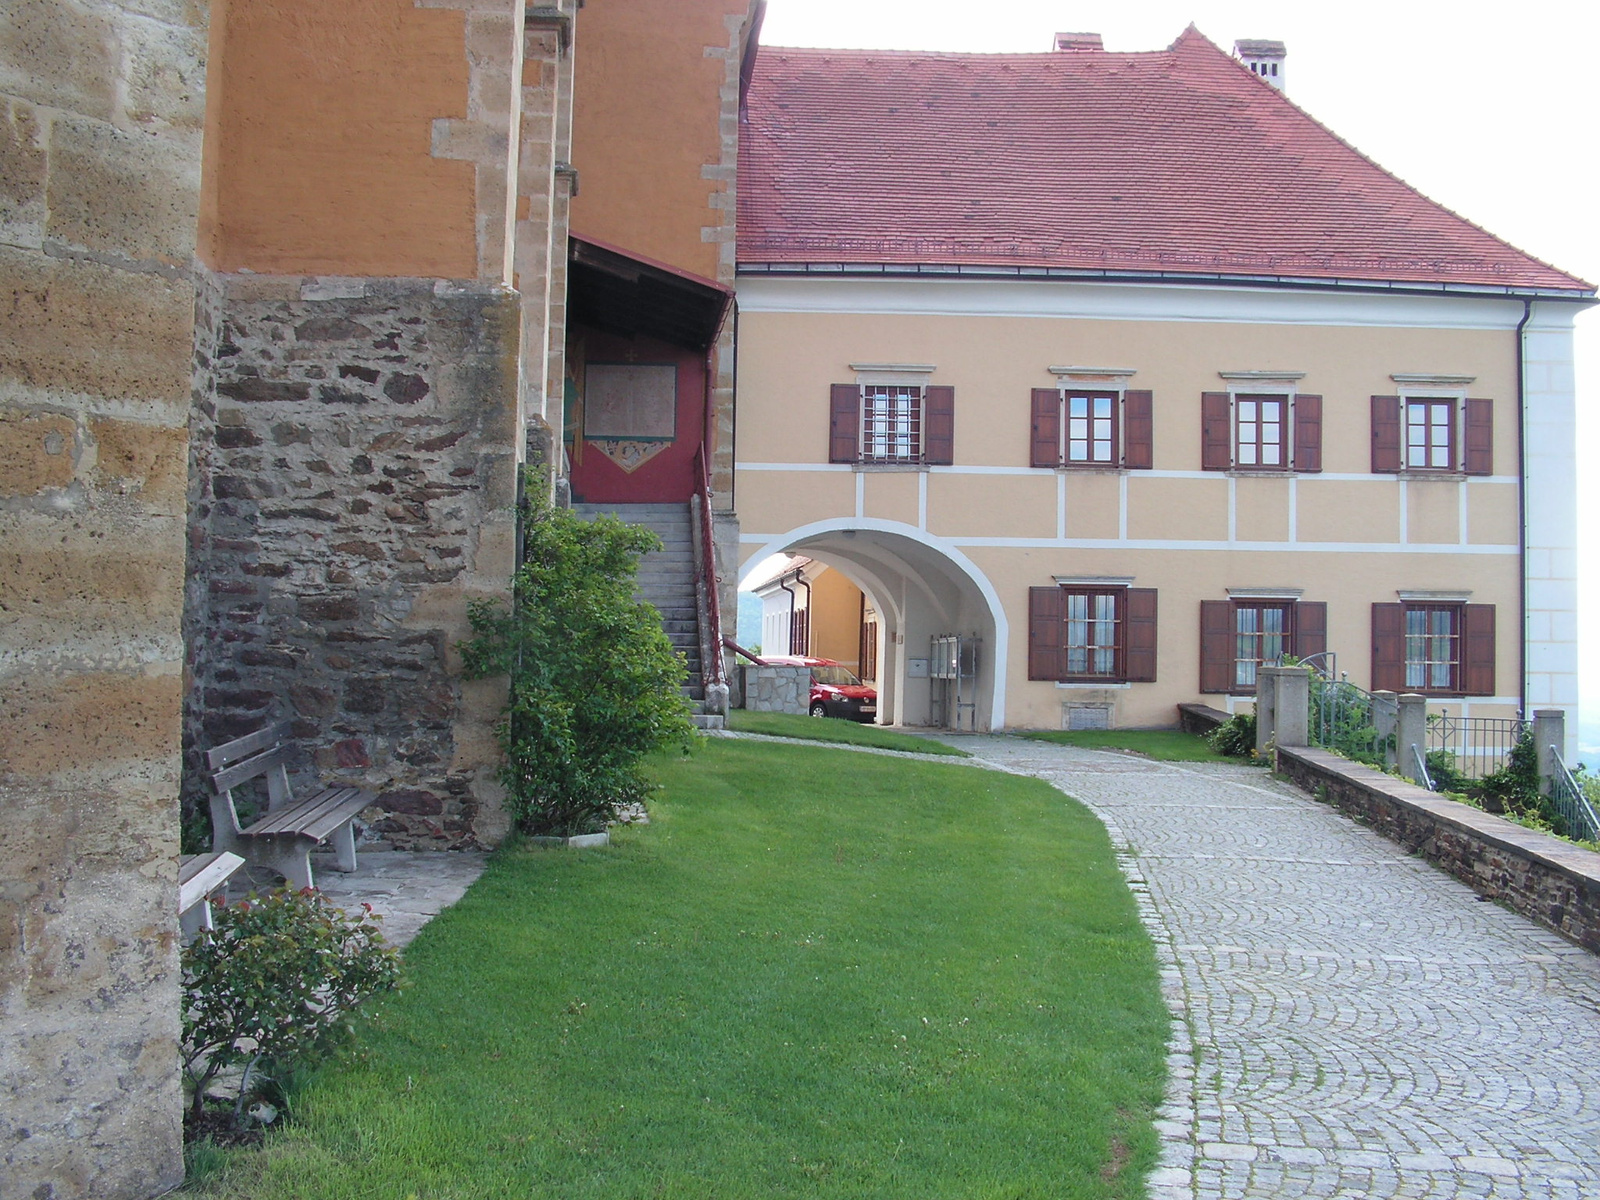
xmin=569 ymin=0 xmax=747 ymax=282
xmin=199 ymin=0 xmax=478 ymax=278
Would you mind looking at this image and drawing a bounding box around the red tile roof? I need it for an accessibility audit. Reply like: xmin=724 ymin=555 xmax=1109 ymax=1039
xmin=738 ymin=28 xmax=1592 ymax=294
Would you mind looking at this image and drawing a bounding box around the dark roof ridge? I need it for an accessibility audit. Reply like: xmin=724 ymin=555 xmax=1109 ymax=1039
xmin=1174 ymin=28 xmax=1595 ymax=293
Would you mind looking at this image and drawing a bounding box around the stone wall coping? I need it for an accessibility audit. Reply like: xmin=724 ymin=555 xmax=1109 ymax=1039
xmin=215 ymin=273 xmax=512 ymax=302
xmin=1277 ymin=745 xmax=1600 ymax=892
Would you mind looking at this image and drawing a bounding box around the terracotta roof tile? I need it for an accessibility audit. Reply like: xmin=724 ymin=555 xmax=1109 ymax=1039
xmin=738 ymin=28 xmax=1592 ymax=293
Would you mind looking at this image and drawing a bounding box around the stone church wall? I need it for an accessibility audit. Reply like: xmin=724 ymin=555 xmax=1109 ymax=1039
xmin=184 ymin=276 xmax=520 ymax=850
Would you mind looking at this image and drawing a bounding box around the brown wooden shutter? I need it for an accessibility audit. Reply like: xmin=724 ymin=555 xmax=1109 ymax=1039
xmin=1201 ymin=392 xmax=1231 ymax=470
xmin=1028 ymin=586 xmax=1065 ymax=681
xmin=1463 ymin=398 xmax=1493 ymax=475
xmin=1124 ymin=588 xmax=1158 ymax=683
xmin=1293 ymin=394 xmax=1322 ymax=473
xmin=829 ymin=384 xmax=860 ymax=463
xmin=1030 ymin=388 xmax=1060 ymax=468
xmin=1461 ymin=604 xmax=1495 ymax=696
xmin=1371 ymin=602 xmax=1405 ymax=692
xmin=922 ymin=385 xmax=955 ymax=465
xmin=1123 ymin=390 xmax=1153 ymax=469
xmin=1199 ymin=599 xmax=1234 ymax=694
xmin=1294 ymin=601 xmax=1327 ymax=663
xmin=1371 ymin=395 xmax=1401 ymax=473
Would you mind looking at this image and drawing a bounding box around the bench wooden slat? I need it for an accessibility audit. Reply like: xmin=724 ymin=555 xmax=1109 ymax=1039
xmin=243 ymin=787 xmax=367 ymax=842
xmin=211 ymin=744 xmax=291 ymax=795
xmin=206 ymin=721 xmax=291 ymax=771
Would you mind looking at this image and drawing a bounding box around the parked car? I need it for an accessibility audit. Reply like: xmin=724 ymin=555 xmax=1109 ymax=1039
xmin=759 ymin=655 xmax=878 ymax=723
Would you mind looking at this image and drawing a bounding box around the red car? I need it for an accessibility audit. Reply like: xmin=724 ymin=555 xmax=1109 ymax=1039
xmin=760 ymin=655 xmax=878 ymax=723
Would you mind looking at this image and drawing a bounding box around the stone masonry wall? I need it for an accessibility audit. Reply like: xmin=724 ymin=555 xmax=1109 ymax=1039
xmin=739 ymin=665 xmax=810 ymax=715
xmin=0 ymin=0 xmax=207 ymax=1194
xmin=184 ymin=275 xmax=521 ymax=850
xmin=1277 ymin=746 xmax=1600 ymax=954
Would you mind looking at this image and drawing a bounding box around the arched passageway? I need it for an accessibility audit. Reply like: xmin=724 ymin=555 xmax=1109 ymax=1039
xmin=739 ymin=519 xmax=1008 ymax=730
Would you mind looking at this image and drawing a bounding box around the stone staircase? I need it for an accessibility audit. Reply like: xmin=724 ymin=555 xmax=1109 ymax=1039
xmin=570 ymin=502 xmax=722 ymax=728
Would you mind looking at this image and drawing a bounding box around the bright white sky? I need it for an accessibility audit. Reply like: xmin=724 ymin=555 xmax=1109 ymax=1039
xmin=753 ymin=0 xmax=1600 ymax=742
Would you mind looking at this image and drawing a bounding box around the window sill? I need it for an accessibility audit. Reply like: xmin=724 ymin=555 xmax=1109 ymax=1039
xmin=1392 ymin=471 xmax=1467 ymax=482
xmin=1225 ymin=468 xmax=1297 ymax=478
xmin=1052 ymin=464 xmax=1125 ymax=475
xmin=1054 ymin=680 xmax=1132 ymax=690
xmin=854 ymin=462 xmax=928 ymax=473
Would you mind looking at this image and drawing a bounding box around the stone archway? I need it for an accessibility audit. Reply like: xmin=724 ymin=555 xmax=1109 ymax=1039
xmin=739 ymin=519 xmax=1008 ymax=730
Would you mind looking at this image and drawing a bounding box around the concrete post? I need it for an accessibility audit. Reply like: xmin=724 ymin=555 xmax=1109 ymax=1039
xmin=1371 ymin=691 xmax=1398 ymax=771
xmin=1255 ymin=667 xmax=1279 ymax=755
xmin=1397 ymin=694 xmax=1428 ymax=785
xmin=1533 ymin=709 xmax=1566 ymax=797
xmin=1275 ymin=667 xmax=1310 ymax=749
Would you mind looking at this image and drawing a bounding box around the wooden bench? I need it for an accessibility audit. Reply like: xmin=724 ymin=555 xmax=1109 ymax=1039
xmin=179 ymin=850 xmax=246 ymax=936
xmin=206 ymin=722 xmax=371 ymax=891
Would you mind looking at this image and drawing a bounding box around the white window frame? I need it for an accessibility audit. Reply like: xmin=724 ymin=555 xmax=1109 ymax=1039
xmin=1047 ymin=366 xmax=1134 ymax=469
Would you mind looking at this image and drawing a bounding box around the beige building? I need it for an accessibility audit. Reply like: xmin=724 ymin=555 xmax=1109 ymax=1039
xmin=732 ymin=31 xmax=1592 ymax=743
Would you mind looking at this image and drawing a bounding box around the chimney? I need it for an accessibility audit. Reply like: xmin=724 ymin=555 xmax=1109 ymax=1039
xmin=1233 ymin=39 xmax=1287 ymax=91
xmin=1053 ymin=31 xmax=1103 ymax=52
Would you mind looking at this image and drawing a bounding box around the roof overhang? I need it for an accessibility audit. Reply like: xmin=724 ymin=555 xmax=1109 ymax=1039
xmin=569 ymin=236 xmax=734 ymax=350
xmin=736 ymin=260 xmax=1598 ymax=305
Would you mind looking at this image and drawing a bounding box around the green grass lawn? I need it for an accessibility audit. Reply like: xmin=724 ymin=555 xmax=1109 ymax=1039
xmin=196 ymin=739 xmax=1166 ymax=1199
xmin=727 ymin=709 xmax=970 ymax=756
xmin=1016 ymin=728 xmax=1233 ymax=762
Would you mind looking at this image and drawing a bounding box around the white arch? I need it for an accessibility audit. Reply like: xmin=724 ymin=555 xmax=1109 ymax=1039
xmin=739 ymin=517 xmax=1009 ymax=728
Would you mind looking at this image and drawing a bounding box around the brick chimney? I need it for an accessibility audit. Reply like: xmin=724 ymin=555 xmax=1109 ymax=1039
xmin=1233 ymin=39 xmax=1287 ymax=91
xmin=1053 ymin=32 xmax=1103 ymax=52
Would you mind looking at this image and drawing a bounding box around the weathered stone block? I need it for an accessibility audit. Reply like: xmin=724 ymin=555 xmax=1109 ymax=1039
xmin=89 ymin=415 xmax=186 ymax=513
xmin=119 ymin=12 xmax=206 ymax=132
xmin=0 ymin=0 xmax=119 ymax=121
xmin=0 ymin=96 xmax=46 ymax=248
xmin=46 ymin=112 xmax=199 ymax=263
xmin=0 ymin=408 xmax=76 ymax=495
xmin=0 ymin=671 xmax=182 ymax=776
xmin=0 ymin=244 xmax=193 ymax=401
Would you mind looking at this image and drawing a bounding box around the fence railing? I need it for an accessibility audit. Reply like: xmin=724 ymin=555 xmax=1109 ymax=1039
xmin=1307 ymin=674 xmax=1393 ymax=768
xmin=1427 ymin=713 xmax=1529 ymax=781
xmin=1548 ymin=749 xmax=1600 ymax=845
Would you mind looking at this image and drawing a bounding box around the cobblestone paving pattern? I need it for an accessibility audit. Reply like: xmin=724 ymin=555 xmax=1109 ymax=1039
xmin=952 ymin=737 xmax=1600 ymax=1200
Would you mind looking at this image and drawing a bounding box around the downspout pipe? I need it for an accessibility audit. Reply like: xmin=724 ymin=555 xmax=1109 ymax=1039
xmin=1516 ymin=298 xmax=1532 ymax=719
xmin=797 ymin=574 xmax=812 ymax=656
xmin=777 ymin=574 xmax=797 ymax=655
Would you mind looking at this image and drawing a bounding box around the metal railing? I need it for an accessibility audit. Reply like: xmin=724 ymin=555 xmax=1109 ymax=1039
xmin=1308 ymin=673 xmax=1392 ymax=768
xmin=1412 ymin=743 xmax=1434 ymax=791
xmin=1548 ymin=748 xmax=1600 ymax=845
xmin=1426 ymin=714 xmax=1529 ymax=781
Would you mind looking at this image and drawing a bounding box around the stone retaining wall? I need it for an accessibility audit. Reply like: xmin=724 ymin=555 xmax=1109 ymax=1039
xmin=739 ymin=665 xmax=810 ymax=715
xmin=184 ymin=275 xmax=521 ymax=849
xmin=1277 ymin=746 xmax=1600 ymax=954
xmin=1177 ymin=702 xmax=1230 ymax=737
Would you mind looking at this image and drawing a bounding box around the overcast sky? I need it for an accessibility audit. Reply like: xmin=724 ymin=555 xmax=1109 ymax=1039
xmin=755 ymin=0 xmax=1599 ymax=739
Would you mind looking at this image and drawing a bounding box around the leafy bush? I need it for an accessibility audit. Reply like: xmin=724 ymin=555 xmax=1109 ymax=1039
xmin=1207 ymin=713 xmax=1257 ymax=758
xmin=182 ymin=889 xmax=401 ymax=1125
xmin=462 ymin=494 xmax=696 ymax=836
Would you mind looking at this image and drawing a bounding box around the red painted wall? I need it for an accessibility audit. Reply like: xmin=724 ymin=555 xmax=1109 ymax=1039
xmin=569 ymin=328 xmax=704 ymax=504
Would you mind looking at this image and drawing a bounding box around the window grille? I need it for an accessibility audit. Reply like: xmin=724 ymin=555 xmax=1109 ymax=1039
xmin=1404 ymin=604 xmax=1459 ymax=691
xmin=861 ymin=385 xmax=923 ymax=463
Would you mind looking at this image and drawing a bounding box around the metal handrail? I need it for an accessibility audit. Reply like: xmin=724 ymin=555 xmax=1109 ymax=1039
xmin=1549 ymin=748 xmax=1600 ymax=844
xmin=1412 ymin=743 xmax=1433 ymax=790
xmin=722 ymin=636 xmax=763 ymax=666
xmin=693 ymin=445 xmax=727 ymax=692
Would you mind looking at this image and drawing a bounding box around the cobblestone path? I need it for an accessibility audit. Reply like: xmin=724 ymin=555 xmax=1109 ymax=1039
xmin=956 ymin=736 xmax=1600 ymax=1200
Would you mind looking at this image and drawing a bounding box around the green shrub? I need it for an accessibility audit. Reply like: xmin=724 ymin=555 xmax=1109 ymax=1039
xmin=462 ymin=494 xmax=696 ymax=836
xmin=182 ymin=889 xmax=401 ymax=1124
xmin=1207 ymin=713 xmax=1257 ymax=758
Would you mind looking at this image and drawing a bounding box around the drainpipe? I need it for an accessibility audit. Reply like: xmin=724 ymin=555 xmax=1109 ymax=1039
xmin=777 ymin=573 xmax=797 ymax=654
xmin=797 ymin=574 xmax=812 ymax=656
xmin=1516 ymin=298 xmax=1531 ymax=719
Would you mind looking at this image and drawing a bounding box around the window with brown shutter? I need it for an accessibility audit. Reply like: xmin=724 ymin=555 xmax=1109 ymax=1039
xmin=1030 ymin=388 xmax=1152 ymax=469
xmin=923 ymin=385 xmax=955 ymax=465
xmin=1372 ymin=600 xmax=1494 ymax=696
xmin=1123 ymin=390 xmax=1153 ymax=469
xmin=1371 ymin=395 xmax=1402 ymax=473
xmin=1404 ymin=398 xmax=1455 ymax=471
xmin=1030 ymin=585 xmax=1157 ymax=683
xmin=829 ymin=384 xmax=860 ymax=463
xmin=1292 ymin=395 xmax=1322 ymax=472
xmin=1463 ymin=398 xmax=1493 ymax=475
xmin=1202 ymin=597 xmax=1328 ymax=694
